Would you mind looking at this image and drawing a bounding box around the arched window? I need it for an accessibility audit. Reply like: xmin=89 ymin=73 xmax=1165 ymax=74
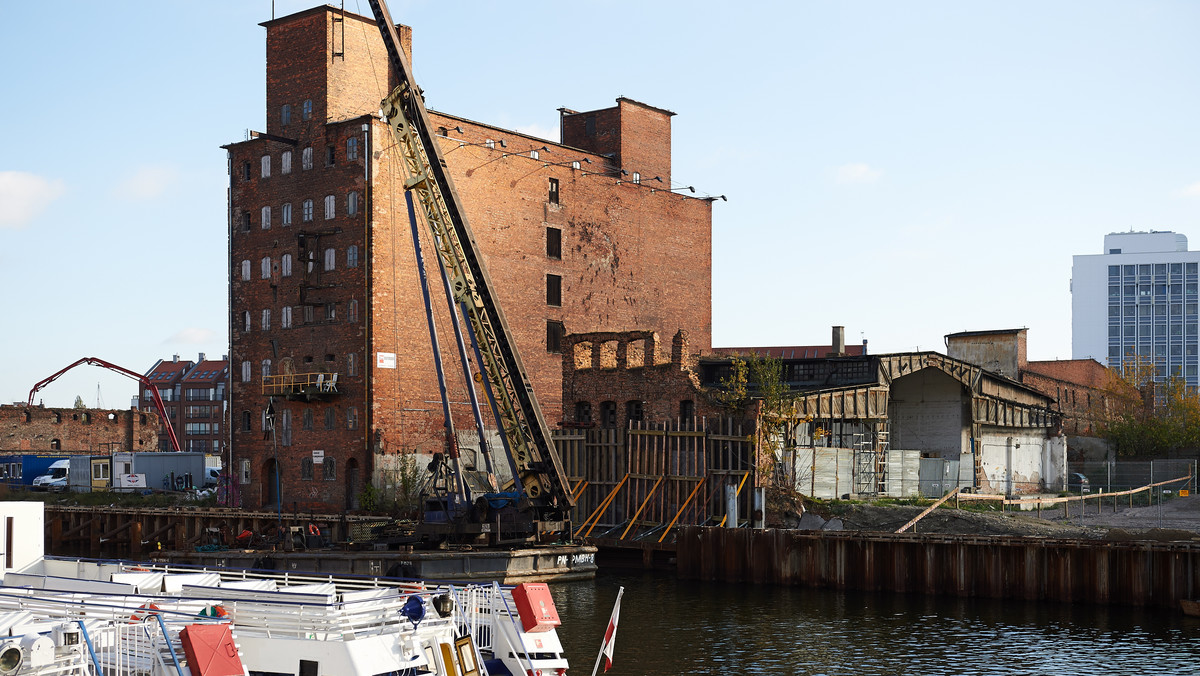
xmin=261 ymin=309 xmax=271 ymax=331
xmin=241 ymin=361 xmax=251 ymax=382
xmin=347 ymin=353 xmax=357 ymax=376
xmin=347 ymin=191 xmax=359 ymax=216
xmin=346 ymin=136 xmax=359 ymax=160
xmin=281 ymin=104 xmax=291 ymax=126
xmin=241 ymin=410 xmax=251 ymax=432
xmin=260 ymin=155 xmax=271 ymax=178
xmin=281 ymin=306 xmax=293 ymax=329
xmin=324 ymin=195 xmax=335 ymax=220
xmin=261 ymin=257 xmax=271 ymax=279
xmin=599 ymin=401 xmax=617 ymax=427
xmin=261 ymin=205 xmax=271 ymax=229
xmin=281 ymin=254 xmax=292 ymax=277
xmin=302 ymin=199 xmax=314 ymax=221
xmin=281 ymin=150 xmax=292 ymax=174
xmin=301 ymin=457 xmax=314 ymax=481
xmin=261 ymin=359 xmax=272 ymax=378
xmin=302 ymin=409 xmax=313 ymax=431
xmin=575 ymin=401 xmax=592 ymax=424
xmin=302 ymin=146 xmax=313 ymax=170
xmin=240 ymin=260 xmax=250 ymax=281
xmin=347 ymin=245 xmax=359 ymax=268
xmin=324 ymin=248 xmax=336 ymax=271
xmin=324 ymin=457 xmax=337 ymax=480
xmin=625 ymin=400 xmax=644 ymax=423
xmin=243 ymin=311 xmax=251 ymax=332
xmin=348 ymin=299 xmax=358 ymax=323
xmin=301 ymin=99 xmax=312 ymax=121
xmin=282 ymin=202 xmax=292 ymax=225
xmin=324 ymin=408 xmax=335 ymax=430
xmin=346 ymin=407 xmax=358 ymax=430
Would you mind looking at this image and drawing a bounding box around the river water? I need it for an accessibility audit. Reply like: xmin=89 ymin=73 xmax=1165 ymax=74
xmin=548 ymin=572 xmax=1200 ymax=675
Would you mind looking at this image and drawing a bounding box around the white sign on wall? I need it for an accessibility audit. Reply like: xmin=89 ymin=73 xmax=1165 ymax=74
xmin=312 ymin=450 xmax=325 ymax=464
xmin=376 ymin=352 xmax=396 ymax=369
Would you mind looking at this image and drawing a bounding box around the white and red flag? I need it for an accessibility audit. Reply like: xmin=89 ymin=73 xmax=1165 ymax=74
xmin=591 ymin=586 xmax=624 ymax=675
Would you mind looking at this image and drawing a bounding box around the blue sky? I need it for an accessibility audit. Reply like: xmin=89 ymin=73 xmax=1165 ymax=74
xmin=3 ymin=1 xmax=1199 ymax=408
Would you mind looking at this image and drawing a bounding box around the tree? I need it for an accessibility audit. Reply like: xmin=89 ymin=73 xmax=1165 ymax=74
xmin=1100 ymin=355 xmax=1200 ymax=456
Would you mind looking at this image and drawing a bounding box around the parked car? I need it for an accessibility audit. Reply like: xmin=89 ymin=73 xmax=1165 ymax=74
xmin=1069 ymin=472 xmax=1091 ymax=493
xmin=46 ymin=476 xmax=68 ymax=492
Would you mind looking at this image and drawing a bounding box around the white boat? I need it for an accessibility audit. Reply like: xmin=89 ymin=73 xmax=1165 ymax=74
xmin=0 ymin=503 xmax=571 ymax=676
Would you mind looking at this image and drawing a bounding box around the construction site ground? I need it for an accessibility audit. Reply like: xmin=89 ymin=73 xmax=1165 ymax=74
xmin=770 ymin=489 xmax=1200 ymax=543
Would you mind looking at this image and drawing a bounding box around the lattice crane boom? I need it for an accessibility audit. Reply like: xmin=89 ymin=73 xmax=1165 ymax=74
xmin=367 ymin=0 xmax=574 ymax=523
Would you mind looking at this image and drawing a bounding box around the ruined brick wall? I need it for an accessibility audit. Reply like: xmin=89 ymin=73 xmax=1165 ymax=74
xmin=0 ymin=406 xmax=159 ymax=453
xmin=1022 ymin=359 xmax=1125 ymax=437
xmin=562 ymin=329 xmax=717 ymax=430
xmin=229 ymin=7 xmax=712 ymax=509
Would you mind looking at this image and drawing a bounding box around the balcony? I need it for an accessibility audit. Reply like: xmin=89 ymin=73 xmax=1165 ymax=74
xmin=262 ymin=372 xmax=339 ymax=400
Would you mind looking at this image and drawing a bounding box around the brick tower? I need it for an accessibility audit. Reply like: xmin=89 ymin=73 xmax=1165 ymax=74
xmin=225 ymin=6 xmax=713 ymax=510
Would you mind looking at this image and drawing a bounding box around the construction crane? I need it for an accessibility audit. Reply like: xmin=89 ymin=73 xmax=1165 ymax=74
xmin=27 ymin=357 xmax=181 ymax=453
xmin=367 ymin=0 xmax=575 ymax=540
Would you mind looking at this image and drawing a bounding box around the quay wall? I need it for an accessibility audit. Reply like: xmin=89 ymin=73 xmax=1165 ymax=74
xmin=677 ymin=526 xmax=1200 ymax=609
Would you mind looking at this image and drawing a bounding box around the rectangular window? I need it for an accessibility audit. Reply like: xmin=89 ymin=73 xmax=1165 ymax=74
xmin=548 ymin=177 xmax=559 ymax=205
xmin=302 ymin=147 xmax=313 ymax=170
xmin=347 ymin=245 xmax=359 ymax=268
xmin=547 ymin=274 xmax=562 ymax=306
xmin=240 ymin=459 xmax=250 ymax=485
xmin=546 ymin=320 xmax=564 ymax=353
xmin=304 ymin=305 xmax=315 ymax=324
xmin=302 ymin=199 xmax=314 ymax=221
xmin=326 ymin=145 xmax=336 ymax=166
xmin=281 ymin=306 xmax=292 ymax=328
xmin=325 ymin=248 xmax=336 ymax=271
xmin=348 ymin=191 xmax=359 ymax=216
xmin=261 ymin=155 xmax=271 ymax=178
xmin=282 ymin=254 xmax=292 ymax=277
xmin=325 ymin=302 xmax=336 ymax=321
xmin=241 ymin=212 xmax=251 ymax=232
xmin=346 ymin=136 xmax=359 ymax=160
xmin=261 ymin=206 xmax=271 ymax=229
xmin=261 ymin=257 xmax=271 ymax=279
xmin=546 ymin=227 xmax=561 ymax=259
xmin=261 ymin=309 xmax=271 ymax=331
xmin=324 ymin=195 xmax=335 ymax=220
xmin=241 ymin=260 xmax=251 ymax=281
xmin=281 ymin=104 xmax=291 ymax=126
xmin=281 ymin=150 xmax=292 ymax=174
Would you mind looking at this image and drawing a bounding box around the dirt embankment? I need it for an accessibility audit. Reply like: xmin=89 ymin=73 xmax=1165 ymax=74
xmin=767 ymin=488 xmax=1200 ymax=543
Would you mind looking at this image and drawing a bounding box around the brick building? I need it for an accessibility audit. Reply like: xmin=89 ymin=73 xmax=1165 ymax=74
xmin=225 ymin=6 xmax=713 ymax=510
xmin=142 ymin=354 xmax=228 ymax=454
xmin=0 ymin=405 xmax=159 ymax=453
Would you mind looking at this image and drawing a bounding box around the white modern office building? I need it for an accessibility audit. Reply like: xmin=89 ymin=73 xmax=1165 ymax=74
xmin=1072 ymin=231 xmax=1200 ymax=386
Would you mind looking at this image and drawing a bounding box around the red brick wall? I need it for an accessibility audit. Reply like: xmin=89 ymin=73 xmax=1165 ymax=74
xmin=1021 ymin=359 xmax=1129 ymax=436
xmin=562 ymin=330 xmax=718 ymax=430
xmin=0 ymin=406 xmax=159 ymax=453
xmin=229 ymin=7 xmax=712 ymax=510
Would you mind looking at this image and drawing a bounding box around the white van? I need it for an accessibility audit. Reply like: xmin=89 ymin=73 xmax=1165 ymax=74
xmin=33 ymin=459 xmax=69 ymax=491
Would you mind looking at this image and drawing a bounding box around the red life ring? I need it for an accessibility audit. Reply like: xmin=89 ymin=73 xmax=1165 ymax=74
xmin=129 ymin=602 xmax=161 ymax=623
xmin=308 ymin=524 xmax=321 ymax=537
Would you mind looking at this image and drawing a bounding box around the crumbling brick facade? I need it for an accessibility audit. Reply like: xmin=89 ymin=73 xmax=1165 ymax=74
xmin=562 ymin=330 xmax=718 ymax=431
xmin=227 ymin=7 xmax=713 ymax=511
xmin=0 ymin=406 xmax=159 ymax=453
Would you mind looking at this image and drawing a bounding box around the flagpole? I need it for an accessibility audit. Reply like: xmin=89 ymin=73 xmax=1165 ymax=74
xmin=591 ymin=586 xmax=624 ymax=676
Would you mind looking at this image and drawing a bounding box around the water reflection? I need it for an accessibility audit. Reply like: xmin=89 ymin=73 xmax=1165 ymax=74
xmin=550 ymin=572 xmax=1200 ymax=675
